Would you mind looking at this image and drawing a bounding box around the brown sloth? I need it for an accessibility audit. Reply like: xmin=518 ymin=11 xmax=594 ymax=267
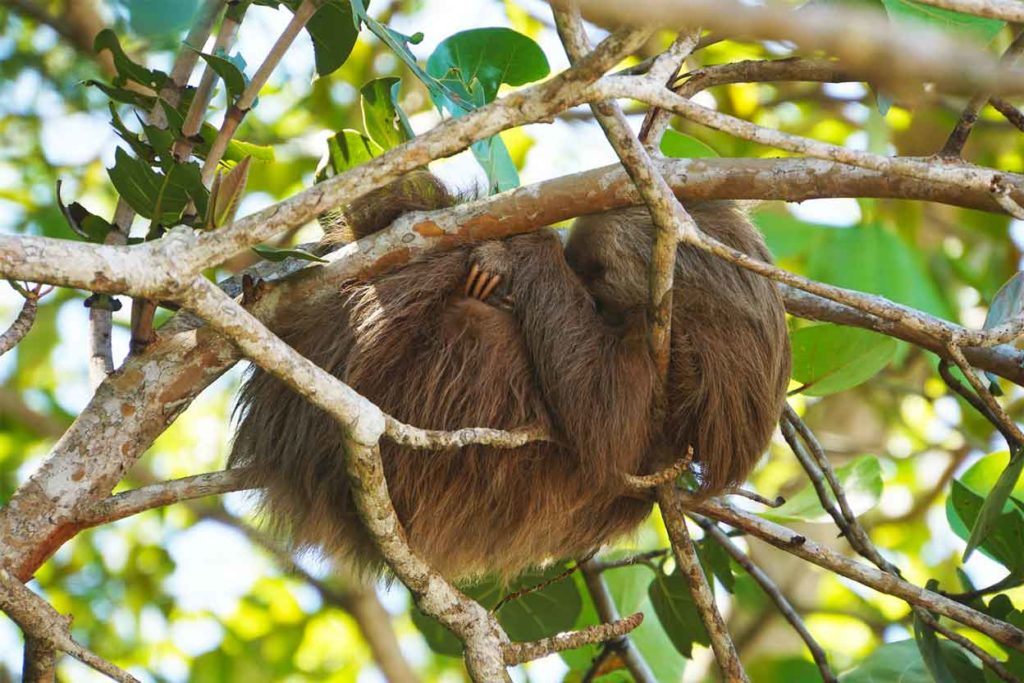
xmin=229 ymin=173 xmax=790 ymax=581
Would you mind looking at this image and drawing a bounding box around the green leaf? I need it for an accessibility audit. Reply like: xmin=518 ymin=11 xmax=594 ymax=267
xmin=881 ymin=0 xmax=1005 ymax=43
xmin=251 ymin=245 xmax=328 ymax=263
xmin=207 ymin=157 xmax=251 ymax=229
xmin=360 ymin=77 xmax=414 ymax=151
xmin=107 ymin=148 xmax=205 ymax=225
xmin=648 ymin=568 xmax=710 ymax=658
xmin=982 ymin=272 xmax=1024 ymax=395
xmin=84 ymin=79 xmax=157 ymax=109
xmin=422 ymin=27 xmax=549 ymax=193
xmin=93 ymin=29 xmax=169 ymax=89
xmin=197 ymin=50 xmax=247 ymax=103
xmin=790 ymin=324 xmax=898 ymax=396
xmin=561 ymin=564 xmax=685 ymax=682
xmin=964 ymin=448 xmax=1024 ymax=561
xmin=841 ymin=639 xmax=983 ymax=682
xmin=753 ymin=212 xmax=827 ymax=262
xmin=697 ymin=534 xmax=735 ymax=594
xmin=315 ymin=130 xmax=382 ymax=182
xmin=56 ymin=184 xmax=114 ymax=243
xmin=660 ymin=130 xmax=719 ymax=158
xmin=913 ymin=606 xmax=958 ymax=683
xmin=301 ymin=0 xmax=364 ymax=77
xmin=118 ymin=0 xmax=201 ymax=37
xmin=764 ymin=455 xmax=884 ymax=523
xmin=947 ymin=451 xmax=1024 ymax=571
xmin=425 ymin=27 xmax=550 ymax=104
xmin=412 ymin=565 xmax=583 ymax=657
xmin=189 ymin=122 xmax=275 ymax=163
xmin=806 ymin=223 xmax=954 ymax=320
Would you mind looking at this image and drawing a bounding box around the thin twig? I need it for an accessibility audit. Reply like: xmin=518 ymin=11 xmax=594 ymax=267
xmin=638 ymin=30 xmax=701 ymax=149
xmin=916 ymin=609 xmax=1019 ymax=683
xmin=0 ymin=282 xmax=47 ymax=357
xmin=502 ymin=613 xmax=644 ymax=666
xmin=579 ymin=559 xmax=658 ymax=683
xmin=942 ymin=26 xmax=1024 ymax=156
xmin=589 ymin=549 xmax=669 ymax=573
xmin=0 ymin=568 xmax=140 ymax=683
xmin=200 ymin=0 xmax=317 ymax=185
xmin=695 ymin=516 xmax=838 ymax=683
xmin=992 ymin=97 xmax=1024 ymax=132
xmin=725 ymin=487 xmax=785 ymax=508
xmin=945 ymin=344 xmax=1024 ymax=445
xmin=658 ymin=486 xmax=749 ymax=681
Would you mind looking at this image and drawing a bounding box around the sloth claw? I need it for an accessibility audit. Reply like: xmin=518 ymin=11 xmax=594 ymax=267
xmin=479 ymin=273 xmax=502 ymax=300
xmin=465 ymin=266 xmax=502 ymax=304
xmin=464 ymin=264 xmax=481 ymax=297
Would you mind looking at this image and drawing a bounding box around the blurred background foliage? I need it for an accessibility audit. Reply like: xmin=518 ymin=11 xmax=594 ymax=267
xmin=1 ymin=0 xmax=1024 ymax=681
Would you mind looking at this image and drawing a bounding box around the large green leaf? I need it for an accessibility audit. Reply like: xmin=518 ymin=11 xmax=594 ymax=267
xmin=360 ymin=77 xmax=414 ymax=151
xmin=882 ymin=0 xmax=1005 ymax=43
xmin=947 ymin=451 xmax=1024 ymax=572
xmin=426 ymin=27 xmax=550 ymax=104
xmin=806 ymin=223 xmax=954 ymax=320
xmin=754 ymin=212 xmax=828 ymax=262
xmin=763 ymin=455 xmax=884 ymax=523
xmin=647 ymin=568 xmax=710 ymax=658
xmin=790 ymin=324 xmax=898 ymax=396
xmin=298 ymin=0 xmax=364 ymax=77
xmin=840 ymin=639 xmax=983 ymax=682
xmin=423 ymin=27 xmax=550 ymax=193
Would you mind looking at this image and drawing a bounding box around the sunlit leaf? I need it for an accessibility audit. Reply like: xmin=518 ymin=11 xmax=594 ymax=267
xmin=763 ymin=455 xmax=883 ymax=523
xmin=279 ymin=0 xmax=364 ymax=77
xmin=660 ymin=129 xmax=719 ymax=158
xmin=790 ymin=324 xmax=897 ymax=396
xmin=948 ymin=451 xmax=1024 ymax=571
xmin=964 ymin=448 xmax=1024 ymax=561
xmin=425 ymin=27 xmax=550 ymax=104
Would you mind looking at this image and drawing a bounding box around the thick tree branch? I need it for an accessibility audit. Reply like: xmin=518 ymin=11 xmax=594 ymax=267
xmin=570 ymin=0 xmax=1024 ymax=96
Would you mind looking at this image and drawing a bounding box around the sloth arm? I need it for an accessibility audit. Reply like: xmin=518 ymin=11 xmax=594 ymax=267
xmin=468 ymin=231 xmax=659 ymax=485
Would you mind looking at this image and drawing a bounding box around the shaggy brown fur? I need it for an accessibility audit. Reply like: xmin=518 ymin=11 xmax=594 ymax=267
xmin=229 ymin=175 xmax=790 ymax=581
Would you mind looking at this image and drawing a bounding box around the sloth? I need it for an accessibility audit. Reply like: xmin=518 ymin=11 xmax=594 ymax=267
xmin=229 ymin=172 xmax=790 ymax=581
